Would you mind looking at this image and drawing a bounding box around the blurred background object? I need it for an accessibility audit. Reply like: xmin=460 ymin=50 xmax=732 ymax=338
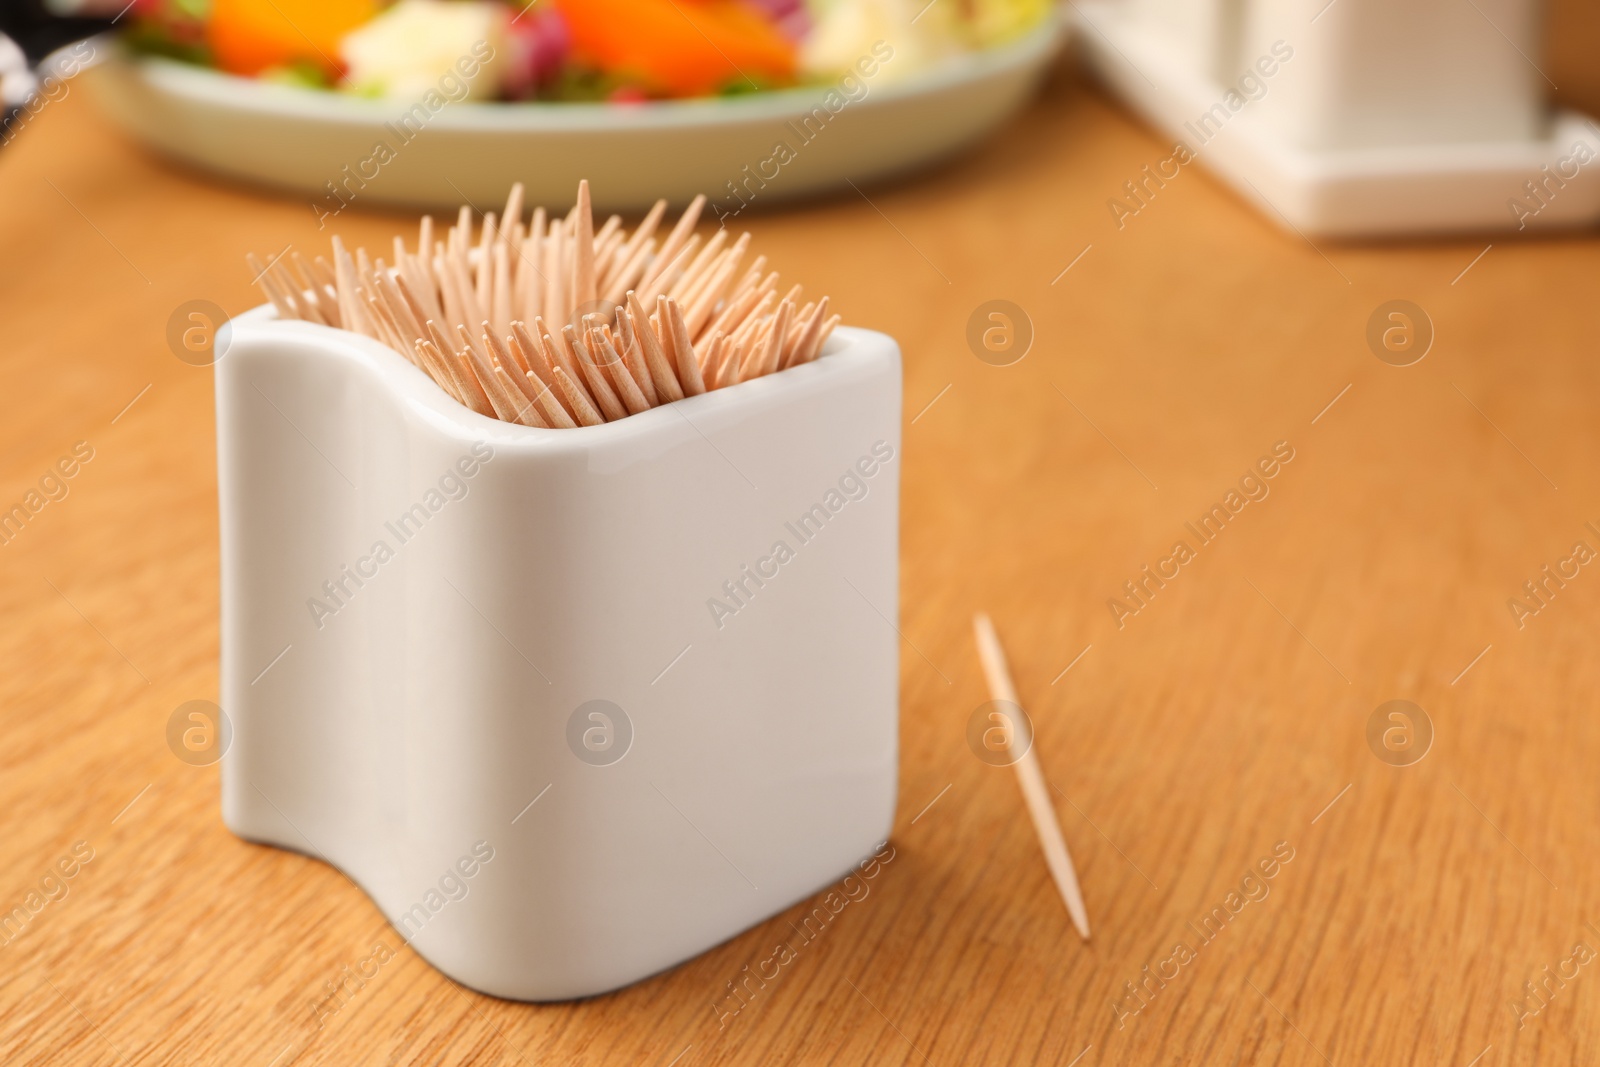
xmin=71 ymin=0 xmax=1064 ymax=211
xmin=0 ymin=0 xmax=116 ymax=145
xmin=2 ymin=0 xmax=117 ymax=62
xmin=0 ymin=0 xmax=113 ymax=139
xmin=1 ymin=34 xmax=36 ymax=112
xmin=1075 ymin=0 xmax=1600 ymax=236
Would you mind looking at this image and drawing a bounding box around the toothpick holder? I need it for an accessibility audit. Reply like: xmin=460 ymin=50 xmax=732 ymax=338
xmin=215 ymin=305 xmax=902 ymax=1001
xmin=1076 ymin=0 xmax=1600 ymax=236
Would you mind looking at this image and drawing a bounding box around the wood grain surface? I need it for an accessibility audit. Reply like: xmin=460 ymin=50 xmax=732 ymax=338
xmin=2 ymin=37 xmax=1598 ymax=1067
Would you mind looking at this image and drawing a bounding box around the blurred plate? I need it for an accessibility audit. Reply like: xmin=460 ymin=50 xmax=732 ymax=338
xmin=81 ymin=18 xmax=1062 ymax=214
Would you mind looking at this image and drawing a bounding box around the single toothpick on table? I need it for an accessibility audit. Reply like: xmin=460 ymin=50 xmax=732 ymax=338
xmin=246 ymin=180 xmax=840 ymax=429
xmin=972 ymin=612 xmax=1092 ymax=941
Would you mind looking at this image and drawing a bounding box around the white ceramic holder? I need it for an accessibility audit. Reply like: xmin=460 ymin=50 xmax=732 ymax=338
xmin=1075 ymin=0 xmax=1600 ymax=236
xmin=216 ymin=306 xmax=902 ymax=1001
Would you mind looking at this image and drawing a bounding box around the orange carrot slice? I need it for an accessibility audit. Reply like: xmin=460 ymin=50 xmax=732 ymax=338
xmin=554 ymin=0 xmax=795 ymax=97
xmin=208 ymin=0 xmax=378 ymax=77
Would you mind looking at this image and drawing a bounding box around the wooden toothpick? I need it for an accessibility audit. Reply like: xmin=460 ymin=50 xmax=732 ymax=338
xmin=972 ymin=612 xmax=1091 ymax=941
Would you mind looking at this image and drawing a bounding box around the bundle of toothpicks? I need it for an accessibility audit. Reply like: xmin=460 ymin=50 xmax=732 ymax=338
xmin=248 ymin=181 xmax=839 ymax=428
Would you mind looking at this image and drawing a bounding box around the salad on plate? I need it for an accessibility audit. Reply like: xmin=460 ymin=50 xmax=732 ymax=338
xmin=124 ymin=0 xmax=1053 ymax=103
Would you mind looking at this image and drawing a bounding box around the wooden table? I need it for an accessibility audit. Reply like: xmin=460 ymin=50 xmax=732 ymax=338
xmin=3 ymin=34 xmax=1599 ymax=1067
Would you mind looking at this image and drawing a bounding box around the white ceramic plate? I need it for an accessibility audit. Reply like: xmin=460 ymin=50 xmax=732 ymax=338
xmin=81 ymin=18 xmax=1062 ymax=215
